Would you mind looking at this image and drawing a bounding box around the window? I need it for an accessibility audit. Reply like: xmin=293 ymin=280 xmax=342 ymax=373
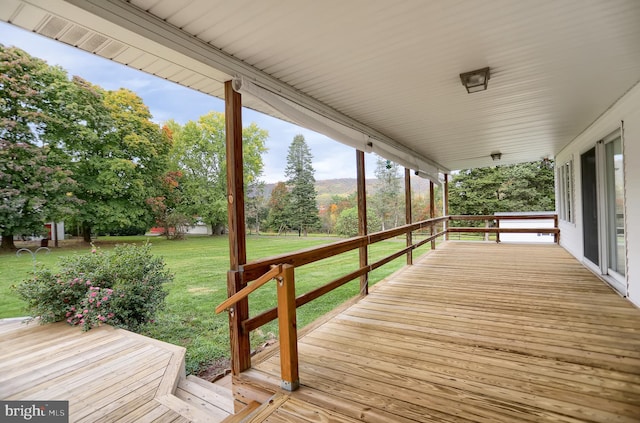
xmin=558 ymin=160 xmax=574 ymax=222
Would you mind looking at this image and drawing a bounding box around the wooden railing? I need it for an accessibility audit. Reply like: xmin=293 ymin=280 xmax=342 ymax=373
xmin=215 ymin=213 xmax=558 ymax=390
xmin=216 ymin=215 xmax=447 ymax=390
xmin=448 ymin=214 xmax=559 ymax=243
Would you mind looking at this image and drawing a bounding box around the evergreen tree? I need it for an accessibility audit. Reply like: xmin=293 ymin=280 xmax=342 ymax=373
xmin=284 ymin=135 xmax=320 ymax=236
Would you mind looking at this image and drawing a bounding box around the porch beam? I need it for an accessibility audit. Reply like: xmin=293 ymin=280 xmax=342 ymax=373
xmin=357 ymin=150 xmax=368 ymax=295
xmin=405 ymin=168 xmax=413 ymax=265
xmin=224 ymin=80 xmax=251 ymax=374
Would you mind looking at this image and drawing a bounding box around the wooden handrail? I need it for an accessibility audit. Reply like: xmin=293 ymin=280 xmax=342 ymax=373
xmin=449 ymin=214 xmax=556 ymax=221
xmin=448 ymin=214 xmax=559 ymax=243
xmin=241 ymin=216 xmax=448 ymax=282
xmin=241 ymin=230 xmax=445 ymax=332
xmin=215 ymin=264 xmax=282 ymax=314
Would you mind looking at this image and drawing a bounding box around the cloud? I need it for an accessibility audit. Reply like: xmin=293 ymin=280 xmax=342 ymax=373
xmin=0 ymin=21 xmax=378 ymax=184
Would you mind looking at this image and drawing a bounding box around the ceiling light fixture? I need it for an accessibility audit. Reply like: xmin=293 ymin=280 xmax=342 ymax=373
xmin=460 ymin=67 xmax=490 ymax=93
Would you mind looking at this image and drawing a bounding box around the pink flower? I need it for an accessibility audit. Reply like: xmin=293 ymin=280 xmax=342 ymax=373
xmin=89 ymin=298 xmax=94 ymax=303
xmin=65 ymin=312 xmax=71 ymax=317
xmin=107 ymin=313 xmax=115 ymax=318
xmin=96 ymin=301 xmax=101 ymax=307
xmin=91 ymin=249 xmax=97 ymax=254
xmin=71 ymin=307 xmax=76 ymax=311
xmin=102 ymin=296 xmax=109 ymax=301
xmin=83 ymin=309 xmax=88 ymax=314
xmin=76 ymin=313 xmax=83 ymax=318
xmin=86 ymin=281 xmax=91 ymax=285
xmin=90 ymin=292 xmax=97 ymax=297
xmin=79 ymin=319 xmax=84 ymax=324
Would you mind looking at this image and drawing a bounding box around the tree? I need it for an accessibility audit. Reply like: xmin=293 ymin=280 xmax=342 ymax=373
xmin=265 ymin=182 xmax=290 ymax=234
xmin=335 ymin=207 xmax=382 ymax=237
xmin=371 ymin=157 xmax=403 ymax=231
xmin=449 ymin=161 xmax=555 ymax=218
xmin=69 ymin=88 xmax=171 ymax=241
xmin=284 ymin=135 xmax=320 ymax=236
xmin=321 ymin=193 xmax=357 ymax=234
xmin=146 ymin=170 xmax=190 ymax=239
xmin=167 ymin=112 xmax=267 ymax=234
xmin=0 ymin=45 xmax=78 ymax=250
xmin=246 ymin=180 xmax=267 ymax=234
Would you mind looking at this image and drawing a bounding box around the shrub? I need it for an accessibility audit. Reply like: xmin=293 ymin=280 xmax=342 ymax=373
xmin=14 ymin=243 xmax=172 ymax=332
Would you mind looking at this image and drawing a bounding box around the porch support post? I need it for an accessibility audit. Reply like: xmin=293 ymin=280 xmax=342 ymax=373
xmin=404 ymin=168 xmax=413 ymax=265
xmin=224 ymin=80 xmax=251 ymax=374
xmin=430 ymin=180 xmax=436 ymax=250
xmin=356 ymin=150 xmax=368 ymax=295
xmin=444 ymin=173 xmax=449 ymax=240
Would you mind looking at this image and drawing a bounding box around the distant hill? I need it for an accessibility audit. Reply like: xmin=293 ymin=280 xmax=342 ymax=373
xmin=263 ymin=176 xmax=433 ymax=206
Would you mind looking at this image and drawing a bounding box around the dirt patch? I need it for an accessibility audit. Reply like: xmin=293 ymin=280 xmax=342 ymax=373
xmin=196 ymin=337 xmax=278 ymax=382
xmin=197 ymin=357 xmax=231 ymax=382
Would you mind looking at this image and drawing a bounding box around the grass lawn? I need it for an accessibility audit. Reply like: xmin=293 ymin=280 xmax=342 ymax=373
xmin=0 ymin=233 xmax=433 ymax=374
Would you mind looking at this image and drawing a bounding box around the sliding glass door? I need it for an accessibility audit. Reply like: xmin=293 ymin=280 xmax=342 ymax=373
xmin=605 ymin=136 xmax=625 ymax=278
xmin=581 ymin=131 xmax=626 ymax=293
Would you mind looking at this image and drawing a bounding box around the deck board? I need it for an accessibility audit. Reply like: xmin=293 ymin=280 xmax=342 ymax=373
xmin=0 ymin=322 xmax=190 ymax=422
xmin=248 ymin=242 xmax=640 ymax=422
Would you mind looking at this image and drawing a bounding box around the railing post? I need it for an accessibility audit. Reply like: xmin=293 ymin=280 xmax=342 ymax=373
xmin=430 ymin=180 xmax=436 ymax=250
xmin=554 ymin=214 xmax=559 ymax=244
xmin=484 ymin=219 xmax=490 ymax=242
xmin=277 ymin=264 xmax=299 ymax=391
xmin=444 ymin=174 xmax=449 ymax=240
xmin=405 ymin=168 xmax=413 ymax=265
xmin=495 ymin=218 xmax=501 ymax=243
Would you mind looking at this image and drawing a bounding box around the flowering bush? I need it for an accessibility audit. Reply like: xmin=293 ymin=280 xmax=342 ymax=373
xmin=15 ymin=243 xmax=171 ymax=332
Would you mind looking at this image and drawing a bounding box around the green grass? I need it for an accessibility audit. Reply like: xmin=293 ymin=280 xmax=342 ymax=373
xmin=0 ymin=234 xmax=432 ymax=374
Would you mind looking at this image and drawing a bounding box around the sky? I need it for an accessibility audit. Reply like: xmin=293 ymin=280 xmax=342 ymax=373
xmin=0 ymin=21 xmax=379 ymax=183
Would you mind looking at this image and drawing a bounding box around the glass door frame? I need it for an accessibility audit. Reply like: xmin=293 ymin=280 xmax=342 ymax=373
xmin=586 ymin=128 xmax=627 ymax=295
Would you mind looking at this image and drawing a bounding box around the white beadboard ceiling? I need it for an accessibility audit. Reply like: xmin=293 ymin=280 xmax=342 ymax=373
xmin=2 ymin=0 xmax=640 ymax=171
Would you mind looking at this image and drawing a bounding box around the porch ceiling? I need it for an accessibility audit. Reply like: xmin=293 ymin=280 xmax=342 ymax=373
xmin=2 ymin=0 xmax=640 ymax=171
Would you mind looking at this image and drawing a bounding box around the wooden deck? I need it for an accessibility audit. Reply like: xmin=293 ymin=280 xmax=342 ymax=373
xmin=240 ymin=242 xmax=640 ymax=422
xmin=0 ymin=319 xmax=235 ymax=422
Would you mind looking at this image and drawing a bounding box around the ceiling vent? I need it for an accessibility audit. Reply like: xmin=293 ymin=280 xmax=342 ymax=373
xmin=37 ymin=15 xmax=69 ymax=38
xmin=35 ymin=14 xmax=124 ymax=57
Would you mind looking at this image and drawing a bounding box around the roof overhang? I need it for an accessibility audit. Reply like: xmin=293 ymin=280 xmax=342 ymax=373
xmin=2 ymin=0 xmax=640 ymax=172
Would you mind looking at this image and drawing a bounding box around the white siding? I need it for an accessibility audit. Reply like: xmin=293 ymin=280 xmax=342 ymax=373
xmin=555 ymin=82 xmax=640 ymax=307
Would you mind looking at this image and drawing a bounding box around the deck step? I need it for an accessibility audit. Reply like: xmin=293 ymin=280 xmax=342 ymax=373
xmin=157 ymin=393 xmax=230 ymax=422
xmin=185 ymin=375 xmax=235 ymax=411
xmin=220 ymin=401 xmax=261 ymax=423
xmin=172 ymin=376 xmax=233 ymax=420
